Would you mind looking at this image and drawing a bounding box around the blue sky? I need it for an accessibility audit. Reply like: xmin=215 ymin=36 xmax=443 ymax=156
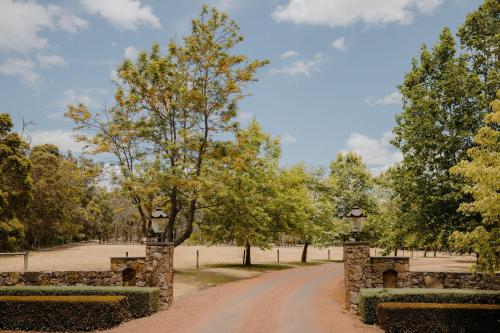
xmin=0 ymin=0 xmax=483 ymax=173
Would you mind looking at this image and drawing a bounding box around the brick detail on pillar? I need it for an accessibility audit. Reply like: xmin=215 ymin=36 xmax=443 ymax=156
xmin=145 ymin=243 xmax=174 ymax=307
xmin=343 ymin=242 xmax=371 ymax=313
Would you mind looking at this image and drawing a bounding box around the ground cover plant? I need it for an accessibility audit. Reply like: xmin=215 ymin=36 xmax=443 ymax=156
xmin=359 ymin=287 xmax=500 ymax=324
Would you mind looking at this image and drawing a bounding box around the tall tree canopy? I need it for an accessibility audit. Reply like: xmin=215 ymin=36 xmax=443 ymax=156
xmin=449 ymin=91 xmax=500 ymax=273
xmin=200 ymin=120 xmax=280 ymax=265
xmin=25 ymin=145 xmax=85 ymax=248
xmin=328 ymin=152 xmax=375 ymax=218
xmin=0 ymin=113 xmax=32 ymax=251
xmin=67 ymin=6 xmax=268 ymax=246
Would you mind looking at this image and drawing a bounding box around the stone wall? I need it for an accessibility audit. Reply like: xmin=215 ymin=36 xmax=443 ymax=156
xmin=343 ymin=242 xmax=500 ymax=313
xmin=409 ymin=271 xmax=500 ymax=290
xmin=0 ymin=271 xmax=121 ymax=286
xmin=0 ymin=243 xmax=175 ymax=307
xmin=144 ymin=243 xmax=174 ymax=306
xmin=343 ymin=242 xmax=372 ymax=312
xmin=370 ymin=257 xmax=410 ymax=288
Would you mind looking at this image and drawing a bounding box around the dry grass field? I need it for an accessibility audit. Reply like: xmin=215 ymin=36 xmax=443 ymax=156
xmin=0 ymin=243 xmax=476 ymax=272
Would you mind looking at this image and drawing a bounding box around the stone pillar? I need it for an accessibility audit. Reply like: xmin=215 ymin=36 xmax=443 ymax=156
xmin=343 ymin=241 xmax=372 ymax=313
xmin=145 ymin=242 xmax=174 ymax=307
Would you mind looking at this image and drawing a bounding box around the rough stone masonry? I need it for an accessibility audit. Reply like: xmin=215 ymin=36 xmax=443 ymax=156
xmin=0 ymin=243 xmax=175 ymax=307
xmin=343 ymin=242 xmax=499 ymax=313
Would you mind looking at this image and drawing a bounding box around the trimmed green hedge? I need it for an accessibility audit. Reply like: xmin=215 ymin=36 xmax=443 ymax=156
xmin=0 ymin=295 xmax=128 ymax=331
xmin=0 ymin=286 xmax=160 ymax=318
xmin=377 ymin=302 xmax=500 ymax=333
xmin=359 ymin=288 xmax=500 ymax=324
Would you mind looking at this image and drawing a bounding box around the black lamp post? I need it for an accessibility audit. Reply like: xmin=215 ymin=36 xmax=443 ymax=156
xmin=347 ymin=206 xmax=367 ymax=241
xmin=150 ymin=207 xmax=168 ymax=242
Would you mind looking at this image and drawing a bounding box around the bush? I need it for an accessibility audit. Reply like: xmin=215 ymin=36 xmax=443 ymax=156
xmin=0 ymin=286 xmax=160 ymax=318
xmin=0 ymin=295 xmax=128 ymax=331
xmin=359 ymin=288 xmax=500 ymax=324
xmin=377 ymin=302 xmax=500 ymax=333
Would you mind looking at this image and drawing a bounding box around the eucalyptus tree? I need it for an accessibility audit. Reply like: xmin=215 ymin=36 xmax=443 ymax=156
xmin=67 ymin=6 xmax=268 ymax=246
xmin=0 ymin=113 xmax=32 ymax=251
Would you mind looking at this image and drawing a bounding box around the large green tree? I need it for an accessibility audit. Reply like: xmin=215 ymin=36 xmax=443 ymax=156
xmin=0 ymin=113 xmax=32 ymax=251
xmin=200 ymin=120 xmax=280 ymax=265
xmin=392 ymin=27 xmax=486 ymax=249
xmin=328 ymin=152 xmax=375 ymax=218
xmin=25 ymin=145 xmax=85 ymax=248
xmin=449 ymin=92 xmax=500 ymax=273
xmin=67 ymin=6 xmax=268 ymax=246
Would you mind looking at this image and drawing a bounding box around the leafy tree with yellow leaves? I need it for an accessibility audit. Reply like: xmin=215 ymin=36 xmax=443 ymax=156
xmin=66 ymin=6 xmax=268 ymax=246
xmin=450 ymin=91 xmax=500 ymax=273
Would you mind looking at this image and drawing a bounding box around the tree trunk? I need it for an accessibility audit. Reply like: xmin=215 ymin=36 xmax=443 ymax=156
xmin=301 ymin=242 xmax=309 ymax=263
xmin=433 ymin=249 xmax=437 ymax=257
xmin=244 ymin=242 xmax=251 ymax=266
xmin=394 ymin=247 xmax=398 ymax=256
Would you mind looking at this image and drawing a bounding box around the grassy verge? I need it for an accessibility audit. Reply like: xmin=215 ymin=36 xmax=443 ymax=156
xmin=175 ymin=261 xmax=329 ymax=299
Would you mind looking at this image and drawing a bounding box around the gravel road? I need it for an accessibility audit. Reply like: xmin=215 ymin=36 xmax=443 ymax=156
xmin=104 ymin=263 xmax=381 ymax=333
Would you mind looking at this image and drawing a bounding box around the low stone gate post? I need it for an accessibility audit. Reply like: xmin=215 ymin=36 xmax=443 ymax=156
xmin=145 ymin=242 xmax=174 ymax=307
xmin=343 ymin=241 xmax=371 ymax=313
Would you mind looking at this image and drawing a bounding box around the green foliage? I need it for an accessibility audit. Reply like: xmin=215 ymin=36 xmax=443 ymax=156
xmin=328 ymin=152 xmax=375 ymax=218
xmin=26 ymin=145 xmax=85 ymax=247
xmin=393 ymin=27 xmax=484 ymax=249
xmin=457 ymin=0 xmax=499 ymax=102
xmin=0 ymin=295 xmax=128 ymax=331
xmin=0 ymin=113 xmax=32 ymax=251
xmin=377 ymin=302 xmax=500 ymax=333
xmin=449 ymin=92 xmax=500 ymax=273
xmin=359 ymin=288 xmax=500 ymax=324
xmin=0 ymin=218 xmax=25 ymax=251
xmin=0 ymin=286 xmax=160 ymax=318
xmin=385 ymin=1 xmax=499 ymax=254
xmin=66 ymin=6 xmax=268 ymax=246
xmin=200 ymin=121 xmax=280 ymax=255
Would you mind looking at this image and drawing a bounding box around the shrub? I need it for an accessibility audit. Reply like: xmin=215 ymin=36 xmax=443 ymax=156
xmin=0 ymin=286 xmax=160 ymax=317
xmin=377 ymin=302 xmax=500 ymax=333
xmin=359 ymin=288 xmax=500 ymax=324
xmin=0 ymin=295 xmax=128 ymax=331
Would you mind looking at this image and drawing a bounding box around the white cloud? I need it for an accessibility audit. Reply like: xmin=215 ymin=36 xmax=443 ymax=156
xmin=272 ymin=0 xmax=444 ymax=28
xmin=30 ymin=129 xmax=85 ymax=153
xmin=36 ymin=53 xmax=66 ymax=68
xmin=0 ymin=1 xmax=86 ymax=53
xmin=81 ymin=0 xmax=161 ymax=30
xmin=0 ymin=58 xmax=38 ymax=83
xmin=365 ymin=90 xmax=402 ymax=106
xmin=270 ymin=53 xmax=329 ymax=77
xmin=280 ymin=50 xmax=299 ymax=59
xmin=343 ymin=131 xmax=402 ymax=173
xmin=330 ymin=37 xmax=347 ymax=51
xmin=57 ymin=89 xmax=98 ymax=109
xmin=236 ymin=110 xmax=253 ymax=123
xmin=124 ymin=46 xmax=139 ymax=60
xmin=281 ymin=133 xmax=297 ymax=144
xmin=56 ymin=13 xmax=89 ymax=33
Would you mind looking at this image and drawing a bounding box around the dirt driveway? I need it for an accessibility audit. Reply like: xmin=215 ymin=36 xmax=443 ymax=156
xmin=104 ymin=263 xmax=380 ymax=333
